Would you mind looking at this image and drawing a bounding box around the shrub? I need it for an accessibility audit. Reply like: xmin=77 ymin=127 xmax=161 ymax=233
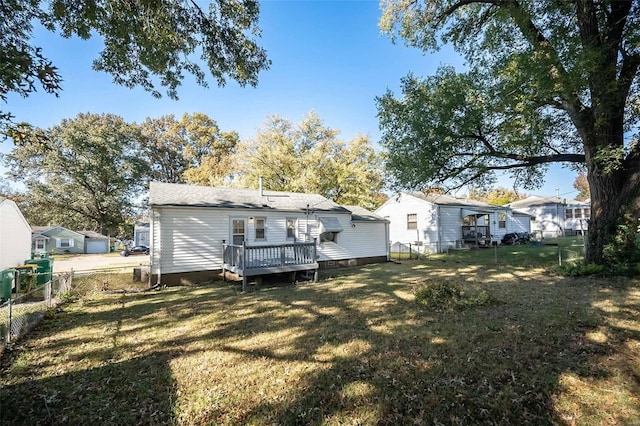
xmin=554 ymin=263 xmax=606 ymax=277
xmin=415 ymin=279 xmax=496 ymax=310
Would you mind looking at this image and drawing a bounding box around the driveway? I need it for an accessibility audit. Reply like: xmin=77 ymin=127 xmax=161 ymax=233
xmin=52 ymin=254 xmax=149 ymax=273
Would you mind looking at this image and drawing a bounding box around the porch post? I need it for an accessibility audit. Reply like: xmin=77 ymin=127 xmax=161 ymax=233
xmin=222 ymin=240 xmax=226 ymax=281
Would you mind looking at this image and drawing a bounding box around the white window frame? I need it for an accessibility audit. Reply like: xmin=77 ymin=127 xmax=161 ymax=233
xmin=57 ymin=238 xmax=74 ymax=248
xmin=286 ymin=218 xmax=297 ymax=239
xmin=498 ymin=212 xmax=506 ymax=229
xmin=407 ymin=213 xmax=417 ymax=230
xmin=255 ymin=217 xmax=266 ymax=240
xmin=35 ymin=239 xmax=46 ymax=251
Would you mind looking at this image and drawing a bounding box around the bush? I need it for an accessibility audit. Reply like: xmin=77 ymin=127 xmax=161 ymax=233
xmin=415 ymin=279 xmax=496 ymax=310
xmin=553 ymin=262 xmax=640 ymax=277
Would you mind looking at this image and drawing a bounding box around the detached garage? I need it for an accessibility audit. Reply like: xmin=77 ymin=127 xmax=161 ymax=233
xmin=78 ymin=231 xmax=110 ymax=254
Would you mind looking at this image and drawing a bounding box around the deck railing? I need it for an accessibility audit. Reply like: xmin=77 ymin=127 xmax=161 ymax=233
xmin=462 ymin=226 xmax=491 ymax=244
xmin=222 ymin=240 xmax=317 ymax=273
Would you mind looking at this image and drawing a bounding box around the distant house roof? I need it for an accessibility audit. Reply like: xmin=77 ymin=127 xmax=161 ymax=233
xmin=31 ymin=226 xmax=56 ymax=235
xmin=149 ymin=182 xmax=351 ymax=214
xmin=77 ymin=230 xmax=109 ymax=240
xmin=507 ymin=196 xmax=568 ymax=209
xmin=31 ymin=226 xmax=103 ymax=239
xmin=408 ymin=192 xmax=501 ymax=209
xmin=343 ymin=205 xmax=388 ymax=222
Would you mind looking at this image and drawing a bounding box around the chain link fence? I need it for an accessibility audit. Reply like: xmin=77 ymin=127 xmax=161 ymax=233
xmin=0 ymin=272 xmax=73 ymax=352
xmin=390 ymin=239 xmax=586 ymax=265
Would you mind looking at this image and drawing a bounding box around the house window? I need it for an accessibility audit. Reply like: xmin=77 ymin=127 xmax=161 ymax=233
xmin=566 ymin=209 xmax=573 ymax=219
xmin=574 ymin=209 xmax=582 ymax=219
xmin=320 ymin=231 xmax=337 ymax=243
xmin=407 ymin=213 xmax=417 ymax=230
xmin=255 ymin=217 xmax=266 ymax=240
xmin=57 ymin=238 xmax=73 ymax=248
xmin=286 ymin=218 xmax=296 ymax=239
xmin=498 ymin=212 xmax=506 ymax=229
xmin=35 ymin=240 xmax=45 ymax=251
xmin=584 ymin=208 xmax=591 ymax=219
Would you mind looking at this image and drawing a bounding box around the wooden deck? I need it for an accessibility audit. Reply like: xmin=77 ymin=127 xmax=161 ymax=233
xmin=223 ymin=241 xmax=318 ymax=290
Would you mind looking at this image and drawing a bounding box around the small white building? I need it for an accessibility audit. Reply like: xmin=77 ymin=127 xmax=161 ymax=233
xmin=149 ymin=182 xmax=389 ymax=285
xmin=133 ymin=222 xmax=150 ymax=247
xmin=507 ymin=196 xmax=590 ymax=238
xmin=375 ymin=192 xmax=531 ymax=253
xmin=0 ymin=197 xmax=32 ymax=270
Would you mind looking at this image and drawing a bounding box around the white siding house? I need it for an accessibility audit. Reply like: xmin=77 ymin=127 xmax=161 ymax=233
xmin=149 ymin=182 xmax=389 ymax=285
xmin=0 ymin=197 xmax=32 ymax=270
xmin=507 ymin=196 xmax=590 ymax=238
xmin=376 ymin=192 xmax=531 ymax=253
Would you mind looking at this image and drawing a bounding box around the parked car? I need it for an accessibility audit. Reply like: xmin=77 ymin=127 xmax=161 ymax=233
xmin=120 ymin=245 xmax=149 ymax=256
xmin=501 ymin=233 xmax=530 ymax=245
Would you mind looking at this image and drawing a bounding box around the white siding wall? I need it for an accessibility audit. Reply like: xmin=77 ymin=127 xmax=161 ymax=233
xmin=376 ymin=193 xmax=440 ymax=252
xmin=0 ymin=200 xmax=31 ymax=270
xmin=521 ymin=204 xmax=566 ymax=238
xmin=510 ymin=214 xmax=531 ymax=234
xmin=151 ymin=207 xmax=384 ymax=275
xmin=336 ymin=221 xmax=388 ymax=259
xmin=438 ymin=206 xmax=463 ymax=251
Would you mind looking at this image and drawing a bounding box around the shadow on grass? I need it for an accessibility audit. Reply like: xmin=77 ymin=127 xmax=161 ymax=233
xmin=1 ymin=261 xmax=639 ymax=424
xmin=0 ymin=352 xmax=177 ymax=424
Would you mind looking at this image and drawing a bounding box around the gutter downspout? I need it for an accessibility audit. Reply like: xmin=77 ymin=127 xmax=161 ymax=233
xmin=437 ymin=205 xmax=442 ymax=253
xmin=153 ymin=209 xmax=161 ymax=287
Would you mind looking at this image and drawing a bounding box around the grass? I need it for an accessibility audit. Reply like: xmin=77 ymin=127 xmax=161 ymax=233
xmin=1 ymin=258 xmax=639 ymax=425
xmin=393 ymin=236 xmax=588 ymax=267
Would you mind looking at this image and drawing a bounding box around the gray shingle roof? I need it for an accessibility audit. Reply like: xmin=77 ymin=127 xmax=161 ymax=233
xmin=77 ymin=230 xmax=109 ymax=239
xmin=507 ymin=196 xmax=566 ymax=208
xmin=149 ymin=182 xmax=351 ymax=214
xmin=408 ymin=192 xmax=500 ymax=209
xmin=343 ymin=205 xmax=388 ymax=222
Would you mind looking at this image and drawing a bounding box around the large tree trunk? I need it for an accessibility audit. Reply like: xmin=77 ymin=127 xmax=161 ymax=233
xmin=583 ymin=118 xmax=640 ymax=264
xmin=585 ymin=171 xmax=626 ymax=264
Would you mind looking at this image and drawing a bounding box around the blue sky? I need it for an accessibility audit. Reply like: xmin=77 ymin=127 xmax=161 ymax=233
xmin=1 ymin=0 xmax=579 ymax=199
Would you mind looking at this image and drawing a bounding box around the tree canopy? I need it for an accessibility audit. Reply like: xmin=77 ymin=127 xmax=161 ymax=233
xmin=4 ymin=113 xmax=148 ymax=235
xmin=140 ymin=113 xmax=238 ymax=185
xmin=468 ymin=187 xmax=525 ymax=206
xmin=235 ymin=112 xmax=386 ymax=210
xmin=378 ymin=0 xmax=640 ymax=264
xmin=573 ymin=172 xmax=591 ymax=201
xmin=1 ymin=0 xmax=269 ymax=138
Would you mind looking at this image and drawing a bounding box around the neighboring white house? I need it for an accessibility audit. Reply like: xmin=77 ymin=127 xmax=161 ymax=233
xmin=149 ymin=182 xmax=389 ymax=285
xmin=375 ymin=192 xmax=531 ymax=253
xmin=565 ymin=199 xmax=591 ymax=236
xmin=134 ymin=222 xmax=150 ymax=247
xmin=0 ymin=197 xmax=32 ymax=270
xmin=507 ymin=196 xmax=590 ymax=238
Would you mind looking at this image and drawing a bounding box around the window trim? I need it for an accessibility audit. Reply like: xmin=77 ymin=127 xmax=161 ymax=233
xmin=286 ymin=218 xmax=297 ymax=239
xmin=498 ymin=212 xmax=507 ymax=229
xmin=255 ymin=217 xmax=266 ymax=240
xmin=407 ymin=213 xmax=417 ymax=230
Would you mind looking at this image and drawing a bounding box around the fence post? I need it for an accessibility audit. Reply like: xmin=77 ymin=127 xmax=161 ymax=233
xmin=494 ymin=243 xmax=498 ymax=264
xmin=7 ymin=298 xmax=12 ymax=344
xmin=558 ymin=245 xmax=562 ymax=266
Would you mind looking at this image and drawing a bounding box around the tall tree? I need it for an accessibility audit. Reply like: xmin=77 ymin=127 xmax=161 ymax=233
xmin=139 ymin=113 xmax=238 ymax=184
xmin=236 ymin=112 xmax=385 ymax=210
xmin=1 ymin=0 xmax=269 ymax=139
xmin=573 ymin=172 xmax=591 ymax=201
xmin=469 ymin=187 xmax=526 ymax=206
xmin=378 ymin=0 xmax=640 ymax=264
xmin=4 ymin=113 xmax=147 ymax=234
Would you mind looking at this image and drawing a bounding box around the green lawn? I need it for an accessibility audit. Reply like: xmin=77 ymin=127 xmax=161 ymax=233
xmin=1 ymin=259 xmax=639 ymax=425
